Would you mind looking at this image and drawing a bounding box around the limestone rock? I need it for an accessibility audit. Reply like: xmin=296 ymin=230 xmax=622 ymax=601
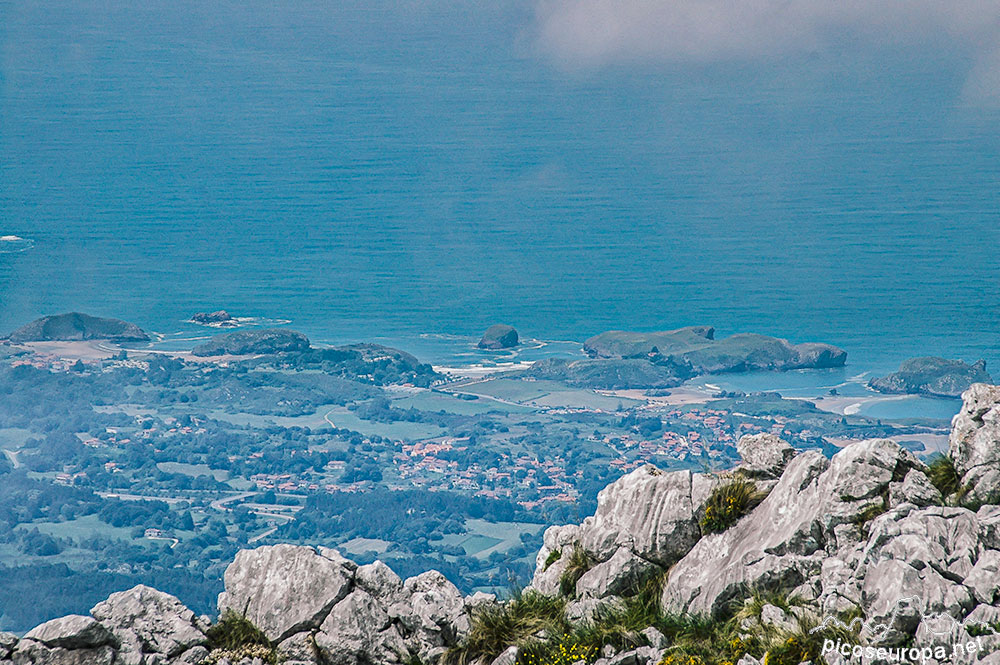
xmin=964 ymin=550 xmax=1000 ymax=604
xmin=578 ymin=465 xmax=700 ymax=567
xmin=0 ymin=634 xmax=16 ymax=659
xmin=662 ymin=440 xmax=921 ymax=616
xmin=391 ymin=570 xmax=468 ymax=661
xmin=575 ymin=546 xmax=658 ymax=599
xmin=737 ymin=433 xmax=795 ymax=479
xmin=217 ymin=544 xmax=354 ymax=642
xmin=889 ymin=469 xmax=942 ymax=508
xmin=22 ymin=615 xmax=116 ymax=651
xmin=565 ymin=596 xmax=626 ymax=624
xmin=640 ymin=627 xmax=667 ymax=650
xmin=276 ymin=631 xmax=320 ymax=664
xmin=91 ymin=584 xmax=204 ymax=658
xmin=10 ymin=640 xmax=116 ymax=665
xmin=315 ymin=589 xmax=406 ymax=665
xmin=950 ymin=384 xmax=1000 ymax=505
xmin=489 ymin=646 xmax=519 ymax=665
xmin=530 ymin=524 xmax=581 ymax=595
xmin=355 ymin=560 xmax=403 ymax=603
xmin=173 ymin=645 xmax=210 ymax=664
xmin=857 ymin=506 xmax=980 ymax=644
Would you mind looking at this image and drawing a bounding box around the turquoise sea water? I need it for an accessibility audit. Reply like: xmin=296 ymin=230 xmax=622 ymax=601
xmin=2 ymin=1 xmax=999 ymax=391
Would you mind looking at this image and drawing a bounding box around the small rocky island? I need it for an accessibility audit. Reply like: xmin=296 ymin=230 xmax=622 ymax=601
xmin=477 ymin=324 xmax=519 ymax=350
xmin=869 ymin=356 xmax=992 ymax=398
xmin=191 ymin=328 xmax=310 ymax=356
xmin=189 ymin=310 xmax=237 ymax=326
xmin=5 ymin=312 xmax=149 ymax=343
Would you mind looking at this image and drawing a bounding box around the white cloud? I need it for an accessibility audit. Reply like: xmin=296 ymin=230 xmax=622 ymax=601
xmin=532 ymin=0 xmax=1000 ymax=101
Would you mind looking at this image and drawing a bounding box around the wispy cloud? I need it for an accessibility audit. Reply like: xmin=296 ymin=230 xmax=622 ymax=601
xmin=532 ymin=0 xmax=1000 ymax=103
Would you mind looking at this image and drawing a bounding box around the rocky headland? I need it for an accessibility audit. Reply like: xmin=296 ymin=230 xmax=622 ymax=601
xmin=527 ymin=327 xmax=847 ymax=389
xmin=870 ymin=357 xmax=992 ymax=399
xmin=5 ymin=313 xmax=149 ymax=344
xmin=9 ymin=383 xmax=1000 ymax=665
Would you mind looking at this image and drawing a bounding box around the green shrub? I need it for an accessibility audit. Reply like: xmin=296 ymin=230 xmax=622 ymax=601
xmin=700 ymin=477 xmax=766 ymax=534
xmin=558 ymin=546 xmax=595 ymax=597
xmin=204 ymin=609 xmax=278 ymax=665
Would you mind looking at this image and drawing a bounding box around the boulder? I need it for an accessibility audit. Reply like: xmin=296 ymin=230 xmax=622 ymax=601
xmin=736 ymin=433 xmax=795 ymax=479
xmin=477 ymin=325 xmax=519 ymax=350
xmin=889 ymin=469 xmax=942 ymax=508
xmin=0 ymin=633 xmax=16 ymax=659
xmin=530 ymin=524 xmax=581 ymax=595
xmin=90 ymin=585 xmax=204 ymax=659
xmin=217 ymin=544 xmax=354 ymax=642
xmin=173 ymin=646 xmax=210 ymax=665
xmin=963 ymin=550 xmax=1000 ymax=605
xmin=277 ymin=631 xmax=320 ymax=664
xmin=575 ymin=546 xmax=658 ymax=599
xmin=22 ymin=615 xmax=116 ymax=651
xmin=390 ymin=570 xmax=469 ymax=661
xmin=949 ymin=384 xmax=1000 ymax=506
xmin=577 ymin=465 xmax=700 ymax=567
xmin=355 ymin=560 xmax=404 ymax=603
xmin=315 ymin=589 xmax=407 ymax=665
xmin=10 ymin=641 xmax=116 ymax=665
xmin=490 ymin=646 xmax=519 ymax=665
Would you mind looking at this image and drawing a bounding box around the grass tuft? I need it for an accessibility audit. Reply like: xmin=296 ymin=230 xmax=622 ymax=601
xmin=204 ymin=609 xmax=278 ymax=665
xmin=700 ymin=477 xmax=767 ymax=534
xmin=442 ymin=589 xmax=568 ymax=665
xmin=558 ymin=546 xmax=595 ymax=597
xmin=544 ymin=549 xmax=562 ymax=572
xmin=926 ymin=455 xmax=960 ymax=497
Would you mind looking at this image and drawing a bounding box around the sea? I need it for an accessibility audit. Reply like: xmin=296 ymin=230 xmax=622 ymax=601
xmin=2 ymin=0 xmax=999 ymax=421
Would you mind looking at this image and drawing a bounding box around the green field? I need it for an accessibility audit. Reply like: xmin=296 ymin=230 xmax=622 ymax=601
xmin=439 ymin=519 xmax=544 ymax=560
xmin=0 ymin=427 xmax=33 ymax=448
xmin=18 ymin=514 xmax=134 ymax=542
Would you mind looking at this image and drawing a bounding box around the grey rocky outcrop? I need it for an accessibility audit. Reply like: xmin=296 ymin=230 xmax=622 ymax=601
xmin=218 ymin=544 xmax=472 ymax=664
xmin=662 ymin=438 xmax=923 ymax=616
xmin=736 ymin=433 xmax=795 ymax=479
xmin=91 ymin=585 xmax=205 ymax=663
xmin=217 ymin=543 xmax=354 ymax=643
xmin=531 ymin=464 xmax=702 ymax=599
xmin=949 ymin=383 xmax=1000 ymax=505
